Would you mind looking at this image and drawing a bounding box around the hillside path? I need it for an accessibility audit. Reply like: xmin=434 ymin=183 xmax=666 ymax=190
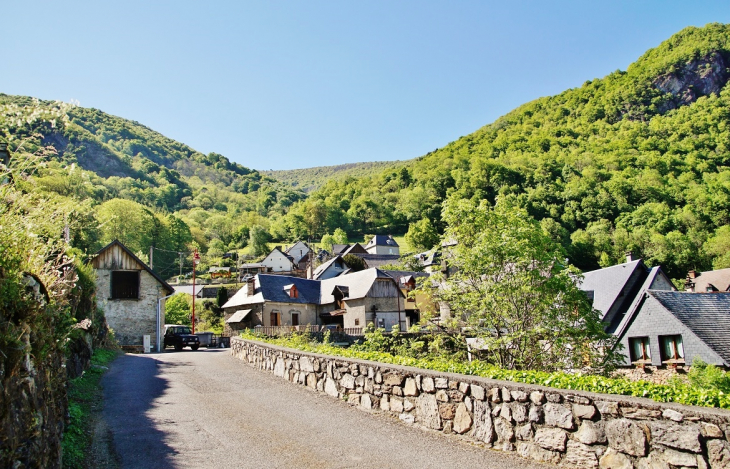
xmin=101 ymin=348 xmax=554 ymax=468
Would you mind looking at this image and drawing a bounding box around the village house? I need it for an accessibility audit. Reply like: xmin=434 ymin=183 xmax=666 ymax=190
xmin=222 ymin=268 xmax=406 ymax=335
xmin=91 ymin=240 xmax=174 ymax=352
xmin=285 ymin=241 xmax=311 ymax=270
xmin=259 ymin=246 xmax=296 ymax=273
xmin=381 ymin=270 xmax=432 ymax=327
xmin=312 ymin=255 xmax=350 ymax=280
xmin=684 ymin=267 xmax=730 ymax=292
xmin=365 ymin=234 xmax=400 ymax=255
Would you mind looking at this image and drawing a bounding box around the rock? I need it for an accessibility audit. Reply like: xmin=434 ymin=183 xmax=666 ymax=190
xmin=530 ymin=391 xmax=545 ymax=405
xmin=599 ymin=448 xmax=632 ymax=469
xmin=649 ymin=421 xmax=701 ymax=453
xmin=492 ymin=405 xmax=502 ymax=417
xmin=511 ymin=403 xmax=528 ymax=423
xmin=606 ymin=419 xmax=647 ymax=457
xmin=567 ymin=395 xmax=592 ymax=405
xmin=576 ymin=420 xmax=607 ymax=445
xmin=658 ymin=447 xmax=699 ymax=467
xmin=544 ymin=403 xmax=574 ymax=430
xmin=390 ymin=396 xmax=404 ymax=413
xmin=392 ymin=386 xmax=403 ymax=396
xmin=701 ymin=422 xmax=724 ymax=439
xmin=472 ymin=400 xmax=495 ymax=444
xmin=403 ymin=398 xmax=415 ymax=412
xmin=494 ymin=417 xmax=515 ymax=444
xmin=465 ymin=396 xmax=473 ymax=412
xmin=300 ymin=356 xmax=314 ymax=373
xmin=418 ymin=394 xmax=442 ymax=430
xmin=306 ymin=373 xmax=317 ymax=389
xmin=546 ymin=393 xmax=562 ymax=403
xmin=439 ymin=403 xmax=456 ymax=420
xmin=500 ymin=403 xmax=512 ymax=422
xmin=324 ymin=377 xmax=339 ymax=397
xmin=435 ymin=390 xmax=449 ymax=402
xmin=662 ymin=408 xmax=683 ymax=422
xmin=564 ymin=440 xmax=599 ymax=468
xmin=380 ymin=394 xmax=390 ymax=411
xmin=361 ymin=394 xmax=373 ymax=410
xmin=399 ymin=413 xmax=415 ymax=424
xmin=447 ymin=390 xmax=465 ymax=402
xmin=706 ymin=439 xmax=730 ymax=469
xmin=453 ymin=403 xmax=472 ymax=434
xmin=364 ymin=378 xmax=374 ymax=394
xmin=375 ymin=371 xmax=383 ymax=384
xmin=421 ymin=376 xmax=435 ymax=393
xmin=458 ymin=382 xmax=470 ymax=394
xmin=517 ymin=442 xmax=562 ymax=465
xmin=488 ymin=387 xmax=501 ymax=403
xmin=516 ymin=423 xmax=533 ymax=441
xmin=511 ymin=390 xmax=528 ymax=402
xmin=501 ymin=387 xmax=512 ymax=402
xmin=435 ymin=377 xmax=448 ymax=389
xmin=529 ymin=405 xmax=543 ymax=423
xmin=573 ymin=404 xmax=596 ymax=419
xmin=340 ymin=374 xmax=356 ymax=390
xmin=347 ymin=394 xmax=360 ymax=405
xmin=535 ymin=427 xmax=567 ymax=451
xmin=621 ymin=407 xmax=661 ymax=420
xmin=274 ymin=357 xmax=286 ymax=377
xmin=443 ymin=420 xmax=453 ymax=434
xmin=403 ymin=378 xmax=419 ymax=396
xmin=383 ymin=372 xmax=404 ymax=386
xmin=471 ymin=384 xmax=485 ymax=401
xmin=596 ymin=401 xmax=619 ymax=416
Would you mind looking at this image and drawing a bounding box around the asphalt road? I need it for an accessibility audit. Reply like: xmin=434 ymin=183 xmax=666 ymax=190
xmin=101 ymin=348 xmax=554 ymax=469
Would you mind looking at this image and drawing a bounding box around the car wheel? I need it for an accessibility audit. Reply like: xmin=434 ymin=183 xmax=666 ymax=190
xmin=174 ymin=343 xmax=182 ymax=351
xmin=191 ymin=345 xmax=199 ymax=351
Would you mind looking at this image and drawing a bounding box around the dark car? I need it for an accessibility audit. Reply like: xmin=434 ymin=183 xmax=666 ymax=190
xmin=163 ymin=325 xmax=200 ymax=351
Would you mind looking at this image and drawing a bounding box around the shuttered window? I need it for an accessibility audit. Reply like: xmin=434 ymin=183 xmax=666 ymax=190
xmin=111 ymin=271 xmax=140 ymax=299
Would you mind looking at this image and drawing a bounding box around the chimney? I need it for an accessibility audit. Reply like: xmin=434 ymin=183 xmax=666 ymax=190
xmin=246 ymin=277 xmax=255 ymax=296
xmin=625 ymin=251 xmax=634 ymax=263
xmin=688 ymin=270 xmax=697 ymax=279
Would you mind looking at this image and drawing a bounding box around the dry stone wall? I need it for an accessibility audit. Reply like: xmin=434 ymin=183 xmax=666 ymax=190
xmin=232 ymin=337 xmax=730 ymax=468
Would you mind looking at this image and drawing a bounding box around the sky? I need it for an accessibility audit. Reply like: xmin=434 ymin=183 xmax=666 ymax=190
xmin=3 ymin=1 xmax=730 ymax=171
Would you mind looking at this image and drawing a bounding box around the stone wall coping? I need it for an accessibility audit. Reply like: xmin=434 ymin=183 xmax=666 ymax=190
xmin=233 ymin=337 xmax=730 ymax=420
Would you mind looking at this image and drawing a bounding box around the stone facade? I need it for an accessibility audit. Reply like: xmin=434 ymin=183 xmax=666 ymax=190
xmin=231 ymin=338 xmax=730 ymax=469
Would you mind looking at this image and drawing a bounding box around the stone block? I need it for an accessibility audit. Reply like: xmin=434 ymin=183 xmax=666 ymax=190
xmin=435 ymin=390 xmax=449 ymax=402
xmin=447 ymin=390 xmax=465 ymax=402
xmin=375 ymin=371 xmax=382 ymax=384
xmin=435 ymin=377 xmax=448 ymax=389
xmin=383 ymin=372 xmax=404 ymax=386
xmin=340 ymin=374 xmax=356 ymax=390
xmin=501 ymin=387 xmax=512 ymax=402
xmin=299 ymin=356 xmax=314 ymax=373
xmin=421 ymin=376 xmax=435 ymax=393
xmin=453 ymin=403 xmax=472 ymax=434
xmin=517 ymin=442 xmax=562 ymax=465
xmin=515 ymin=423 xmax=533 ymax=441
xmin=494 ymin=417 xmax=515 ymax=444
xmin=443 ymin=420 xmax=453 ymax=434
xmin=576 ymin=420 xmax=607 ymax=445
xmin=500 ymin=403 xmax=512 ymax=422
xmin=458 ymin=382 xmax=469 ymax=394
xmin=465 ymin=396 xmax=473 ymax=412
xmin=416 ymin=393 xmax=442 ymax=430
xmin=324 ymin=377 xmax=339 ymax=397
xmin=347 ymin=394 xmax=360 ymax=405
xmin=544 ymin=403 xmax=574 ymax=430
xmin=534 ymin=427 xmax=568 ymax=452
xmin=599 ymin=448 xmax=632 ymax=469
xmin=511 ymin=390 xmax=528 ymax=402
xmin=471 ymin=384 xmax=485 ymax=401
xmin=606 ymin=419 xmax=647 ymax=457
xmin=621 ymin=406 xmax=661 ymax=420
xmin=488 ymin=387 xmax=501 ymax=403
xmin=707 ymin=439 xmax=730 ymax=469
xmin=403 ymin=378 xmax=419 ymax=396
xmin=511 ymin=402 xmax=528 ymax=423
xmin=404 ymin=398 xmax=415 ymax=412
xmin=573 ymin=404 xmax=597 ymax=420
xmin=361 ymin=394 xmax=373 ymax=410
xmin=472 ymin=400 xmax=495 ymax=444
xmin=306 ymin=373 xmax=317 ymax=389
xmin=392 ymin=386 xmax=403 ymax=397
xmin=529 ymin=405 xmax=543 ymax=423
xmin=661 ymin=408 xmax=683 ymax=422
xmin=564 ymin=440 xmax=599 ymax=468
xmin=380 ymin=394 xmax=390 ymax=412
xmin=649 ymin=421 xmax=701 ymax=453
xmin=701 ymin=422 xmax=724 ymax=439
xmin=390 ymin=396 xmax=404 ymax=413
xmin=546 ymin=393 xmax=562 ymax=403
xmin=439 ymin=403 xmax=456 ymax=420
xmin=596 ymin=401 xmax=619 ymax=416
xmin=530 ymin=391 xmax=545 ymax=405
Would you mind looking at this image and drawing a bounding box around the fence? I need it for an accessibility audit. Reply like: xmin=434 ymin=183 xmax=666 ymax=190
xmin=253 ymin=325 xmax=363 ymax=337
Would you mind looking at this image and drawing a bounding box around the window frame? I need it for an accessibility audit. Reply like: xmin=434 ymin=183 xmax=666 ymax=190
xmin=659 ymin=334 xmax=685 ymax=364
xmin=628 ymin=336 xmax=651 ymax=364
xmin=110 ymin=270 xmax=140 ymax=300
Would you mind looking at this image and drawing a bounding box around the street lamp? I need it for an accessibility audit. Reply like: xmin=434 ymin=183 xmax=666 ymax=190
xmin=192 ymin=249 xmax=200 ymax=334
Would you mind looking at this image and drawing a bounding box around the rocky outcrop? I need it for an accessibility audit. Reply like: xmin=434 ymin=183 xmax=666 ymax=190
xmin=232 ymin=337 xmax=730 ymax=469
xmin=653 ymin=51 xmax=730 ymax=112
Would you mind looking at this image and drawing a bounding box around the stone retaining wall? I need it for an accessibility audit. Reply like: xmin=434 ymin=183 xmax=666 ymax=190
xmin=231 ymin=338 xmax=730 ymax=468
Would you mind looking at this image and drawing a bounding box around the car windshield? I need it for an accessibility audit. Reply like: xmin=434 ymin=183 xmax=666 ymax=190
xmin=174 ymin=327 xmax=191 ymax=334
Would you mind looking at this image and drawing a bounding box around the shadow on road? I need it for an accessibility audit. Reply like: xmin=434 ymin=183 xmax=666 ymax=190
xmin=102 ymin=353 xmax=176 ymax=469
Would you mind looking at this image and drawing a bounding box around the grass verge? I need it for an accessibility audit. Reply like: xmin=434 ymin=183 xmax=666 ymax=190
xmin=62 ymin=348 xmax=118 ymax=469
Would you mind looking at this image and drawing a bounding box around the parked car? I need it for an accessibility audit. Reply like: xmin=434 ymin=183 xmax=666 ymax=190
xmin=163 ymin=325 xmax=200 ymax=351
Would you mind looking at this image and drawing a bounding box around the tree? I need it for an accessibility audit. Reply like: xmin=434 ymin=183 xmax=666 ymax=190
xmin=165 ymin=293 xmax=191 ymax=325
xmin=333 ymin=227 xmax=348 ymax=245
xmin=405 ymin=218 xmax=440 ymax=251
xmin=249 ymin=225 xmax=270 ymax=257
xmin=342 ymin=254 xmax=366 ymax=272
xmin=433 ymin=197 xmax=619 ymax=373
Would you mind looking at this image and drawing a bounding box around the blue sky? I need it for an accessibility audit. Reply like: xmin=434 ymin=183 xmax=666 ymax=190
xmin=3 ymin=1 xmax=730 ymax=170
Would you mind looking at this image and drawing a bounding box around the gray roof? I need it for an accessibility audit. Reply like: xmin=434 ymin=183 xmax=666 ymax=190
xmin=688 ymin=268 xmax=730 ymax=292
xmin=649 ymin=290 xmax=730 ymax=364
xmin=381 ymin=270 xmax=430 ymax=286
xmin=173 ymin=285 xmax=204 ymax=297
xmin=613 ymin=267 xmax=669 ymax=336
xmin=579 ymin=260 xmax=643 ymax=318
xmin=365 ymin=235 xmax=399 ymax=249
xmin=320 ymin=268 xmax=403 ymax=303
xmin=356 ymin=254 xmax=401 ymax=268
xmin=312 ymin=255 xmax=348 ymax=280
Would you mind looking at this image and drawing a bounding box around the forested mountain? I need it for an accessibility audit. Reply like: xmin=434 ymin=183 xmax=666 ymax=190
xmin=0 ymin=94 xmax=304 ymax=277
xmin=263 ymin=161 xmax=403 ymax=193
xmin=274 ymin=23 xmax=730 ymax=279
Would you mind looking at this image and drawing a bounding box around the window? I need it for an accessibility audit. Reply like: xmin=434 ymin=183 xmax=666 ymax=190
xmin=289 ymin=285 xmax=298 ymax=299
xmin=270 ymin=311 xmax=281 ymax=326
xmin=628 ymin=337 xmax=651 ymax=363
xmin=354 ymin=318 xmax=360 ymax=326
xmin=660 ymin=335 xmax=684 ymax=363
xmin=111 ymin=271 xmax=140 ymax=299
xmin=291 ymin=312 xmax=299 ymax=326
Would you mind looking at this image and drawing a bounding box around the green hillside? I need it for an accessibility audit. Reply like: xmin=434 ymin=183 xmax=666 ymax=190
xmin=263 ymin=161 xmax=404 ymax=193
xmin=275 ymin=23 xmax=730 ymax=278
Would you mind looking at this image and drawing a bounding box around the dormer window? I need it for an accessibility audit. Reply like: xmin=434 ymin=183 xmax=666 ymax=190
xmin=284 ymin=284 xmax=298 ymax=299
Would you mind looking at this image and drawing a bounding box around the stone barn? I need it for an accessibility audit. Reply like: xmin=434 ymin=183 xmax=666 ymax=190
xmin=92 ymin=240 xmax=174 ymax=351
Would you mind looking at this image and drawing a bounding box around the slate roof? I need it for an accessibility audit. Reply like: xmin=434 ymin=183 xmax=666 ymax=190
xmin=365 ymin=235 xmax=399 ymax=249
xmin=312 ymin=255 xmax=348 ymax=280
xmin=579 ymin=260 xmax=643 ymax=319
xmin=173 ymin=285 xmax=204 ymax=297
xmin=357 ymin=254 xmax=401 ymax=268
xmin=687 ymin=268 xmax=730 ymax=292
xmin=649 ymin=290 xmax=730 ymax=365
xmin=285 ymin=241 xmax=310 ymax=264
xmin=612 ymin=267 xmax=669 ymax=336
xmin=320 ymin=268 xmax=403 ymax=304
xmin=381 ymin=270 xmax=430 ymax=287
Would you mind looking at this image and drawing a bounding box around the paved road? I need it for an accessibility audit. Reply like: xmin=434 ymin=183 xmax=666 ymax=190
xmin=102 ymin=348 xmax=553 ymax=469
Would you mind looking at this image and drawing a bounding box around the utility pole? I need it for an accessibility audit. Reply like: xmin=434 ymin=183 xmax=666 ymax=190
xmin=179 ymin=252 xmax=184 ymax=278
xmin=192 ymin=249 xmax=200 ymax=334
xmin=149 ymin=246 xmax=154 ymax=270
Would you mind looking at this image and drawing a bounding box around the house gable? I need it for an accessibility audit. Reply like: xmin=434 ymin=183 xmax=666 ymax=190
xmin=261 ymin=247 xmax=295 ymax=272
